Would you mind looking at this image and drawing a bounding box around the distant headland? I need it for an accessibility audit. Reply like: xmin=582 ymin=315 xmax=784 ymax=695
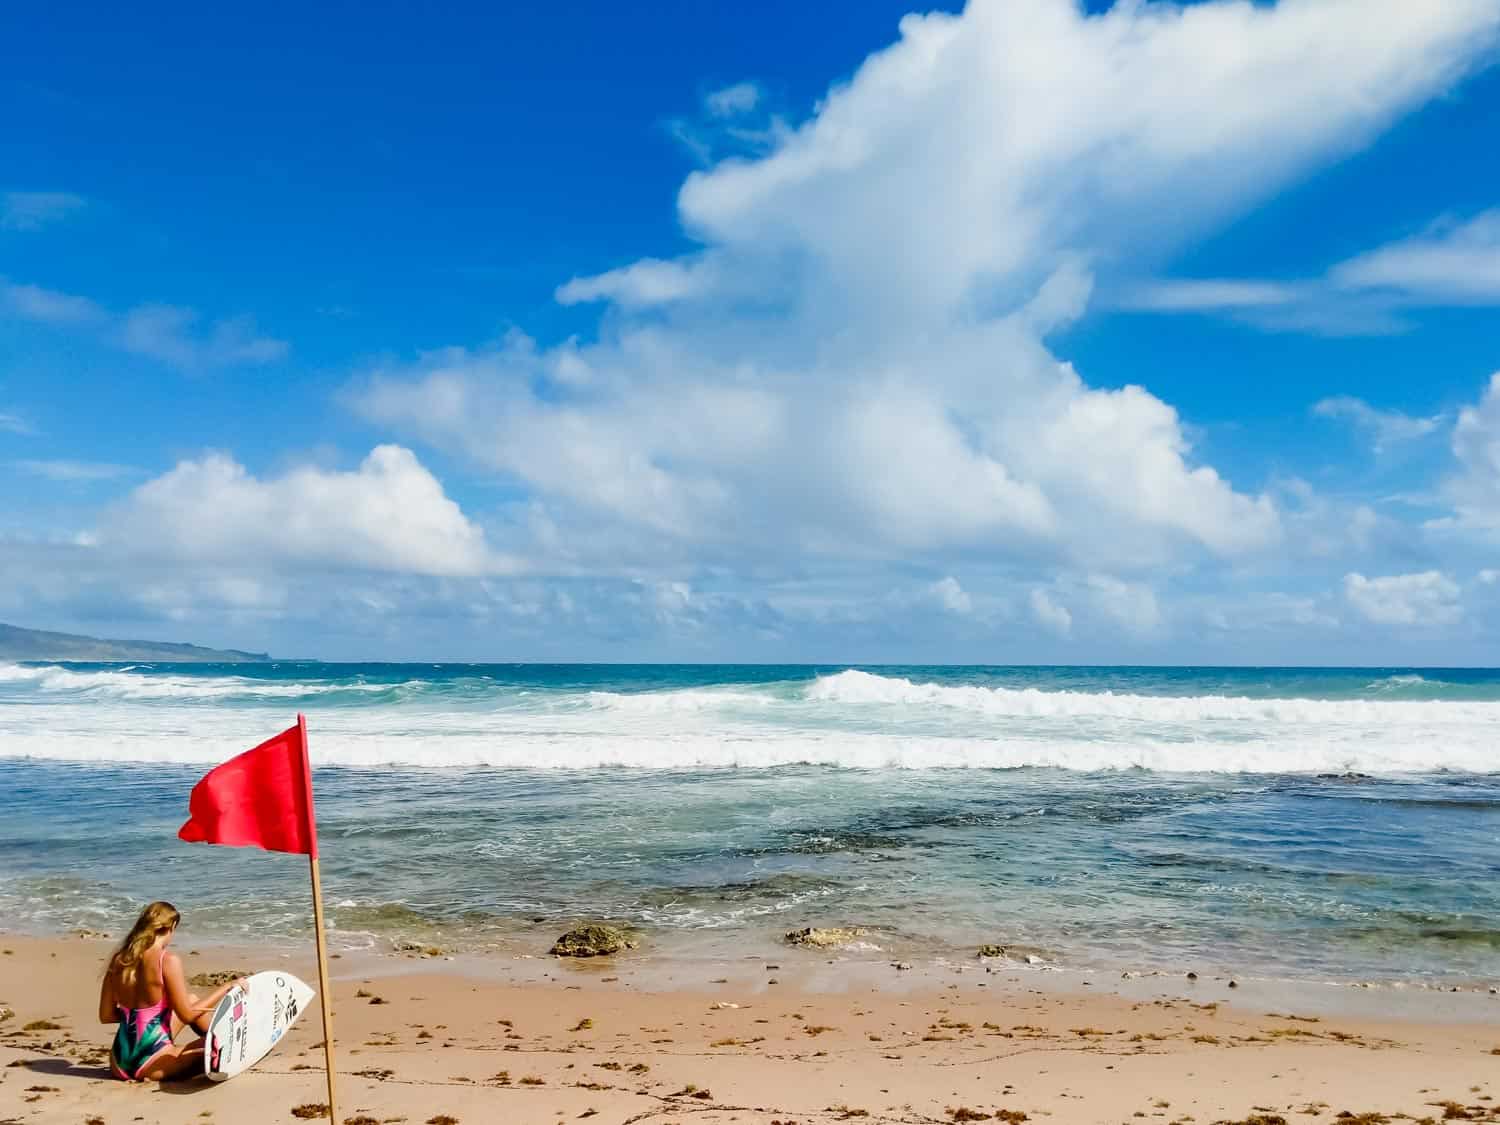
xmin=0 ymin=622 xmax=272 ymax=663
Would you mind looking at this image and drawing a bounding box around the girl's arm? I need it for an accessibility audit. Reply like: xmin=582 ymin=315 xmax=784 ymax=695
xmin=98 ymin=963 xmax=117 ymax=1024
xmin=163 ymin=953 xmax=245 ymax=1027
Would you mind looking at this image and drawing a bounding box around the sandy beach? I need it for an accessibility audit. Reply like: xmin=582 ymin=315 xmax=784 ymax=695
xmin=10 ymin=0 xmax=1500 ymax=1115
xmin=2 ymin=933 xmax=1497 ymax=1125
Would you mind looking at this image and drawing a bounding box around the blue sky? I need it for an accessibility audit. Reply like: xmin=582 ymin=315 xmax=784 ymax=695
xmin=4 ymin=0 xmax=1500 ymax=663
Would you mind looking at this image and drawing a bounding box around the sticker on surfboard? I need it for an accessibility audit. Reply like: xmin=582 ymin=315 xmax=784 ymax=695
xmin=204 ymin=970 xmax=315 ymax=1081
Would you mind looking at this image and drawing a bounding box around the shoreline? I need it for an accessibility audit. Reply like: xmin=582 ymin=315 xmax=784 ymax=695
xmin=7 ymin=917 xmax=1497 ymax=1020
xmin=3 ymin=933 xmax=1498 ymax=1124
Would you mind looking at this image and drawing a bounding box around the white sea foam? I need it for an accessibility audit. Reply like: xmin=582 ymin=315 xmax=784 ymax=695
xmin=0 ymin=663 xmax=396 ymax=700
xmin=0 ymin=725 xmax=1493 ymax=773
xmin=582 ymin=687 xmax=777 ymax=712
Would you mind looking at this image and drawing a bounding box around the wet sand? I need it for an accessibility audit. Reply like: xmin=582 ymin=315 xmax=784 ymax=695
xmin=2 ymin=933 xmax=1497 ymax=1124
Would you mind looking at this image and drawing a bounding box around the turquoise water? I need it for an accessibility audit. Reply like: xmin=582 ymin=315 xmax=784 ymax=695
xmin=2 ymin=662 xmax=1498 ymax=984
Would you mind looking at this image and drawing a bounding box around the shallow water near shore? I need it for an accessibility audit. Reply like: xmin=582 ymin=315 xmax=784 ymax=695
xmin=2 ymin=662 xmax=1498 ymax=988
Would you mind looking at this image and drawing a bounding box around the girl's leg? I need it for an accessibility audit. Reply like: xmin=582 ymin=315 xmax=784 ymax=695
xmin=140 ymin=1039 xmax=206 ymax=1083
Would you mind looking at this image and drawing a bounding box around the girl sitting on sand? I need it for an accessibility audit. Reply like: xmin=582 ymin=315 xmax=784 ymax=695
xmin=97 ymin=900 xmax=246 ymax=1082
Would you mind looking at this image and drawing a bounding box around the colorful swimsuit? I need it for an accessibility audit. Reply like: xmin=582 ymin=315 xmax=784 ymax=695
xmin=110 ymin=947 xmax=174 ymax=1081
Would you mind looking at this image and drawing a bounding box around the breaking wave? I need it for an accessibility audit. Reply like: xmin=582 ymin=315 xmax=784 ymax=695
xmin=804 ymin=668 xmax=1500 ymax=723
xmin=2 ymin=664 xmax=1497 ymax=774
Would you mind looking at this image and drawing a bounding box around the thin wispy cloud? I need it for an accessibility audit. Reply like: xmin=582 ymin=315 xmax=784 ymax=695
xmin=1 ymin=280 xmax=287 ymax=372
xmin=0 ymin=191 xmax=86 ymax=232
xmin=1312 ymin=396 xmax=1445 ymax=454
xmin=666 ymin=80 xmax=787 ymax=166
xmin=556 ymin=255 xmax=722 ymax=308
xmin=704 ymin=81 xmax=761 ymax=117
xmin=1331 ymin=210 xmax=1500 ymax=302
xmin=121 ymin=306 xmax=288 ymax=371
xmin=1121 ymin=209 xmax=1500 ymax=334
xmin=14 ymin=459 xmax=135 ymax=482
xmin=1117 ymin=279 xmax=1302 ymax=312
xmin=2 ymin=281 xmax=106 ymax=324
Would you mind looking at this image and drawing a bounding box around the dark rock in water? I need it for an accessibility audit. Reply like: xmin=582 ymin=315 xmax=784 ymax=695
xmin=784 ymin=926 xmax=868 ymax=948
xmin=391 ymin=940 xmax=445 ymax=957
xmin=1317 ymin=771 xmax=1372 ymax=781
xmin=1228 ymin=979 xmax=1239 ymax=989
xmin=978 ymin=943 xmax=1052 ymax=965
xmin=550 ymin=924 xmax=639 ymax=958
xmin=189 ymin=970 xmax=246 ymax=988
xmin=1186 ymin=971 xmax=1198 ymax=980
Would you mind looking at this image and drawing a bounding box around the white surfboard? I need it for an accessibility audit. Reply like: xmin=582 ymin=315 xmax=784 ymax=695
xmin=204 ymin=970 xmax=315 ymax=1081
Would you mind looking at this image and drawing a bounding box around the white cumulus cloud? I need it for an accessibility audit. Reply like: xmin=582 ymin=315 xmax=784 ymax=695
xmin=1029 ymin=588 xmax=1072 ymax=637
xmin=1434 ymin=373 xmax=1500 ymax=536
xmin=1343 ymin=570 xmax=1461 ymax=626
xmin=1086 ymin=575 xmax=1162 ymax=635
xmin=102 ymin=445 xmax=511 ymax=577
xmin=930 ymin=576 xmax=973 ymax=615
xmin=374 ymin=0 xmax=1500 ymax=577
xmin=340 ymin=0 xmax=1498 ymax=644
xmin=671 ymin=0 xmax=1497 ymax=319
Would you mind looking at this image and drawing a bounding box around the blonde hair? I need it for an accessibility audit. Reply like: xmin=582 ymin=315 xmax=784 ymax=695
xmin=111 ymin=901 xmax=180 ymax=987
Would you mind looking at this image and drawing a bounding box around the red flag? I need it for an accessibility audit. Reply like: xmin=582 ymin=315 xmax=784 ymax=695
xmin=179 ymin=714 xmax=319 ymax=857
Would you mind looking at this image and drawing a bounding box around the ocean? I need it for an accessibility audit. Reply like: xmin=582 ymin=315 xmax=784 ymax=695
xmin=2 ymin=662 xmax=1497 ymax=987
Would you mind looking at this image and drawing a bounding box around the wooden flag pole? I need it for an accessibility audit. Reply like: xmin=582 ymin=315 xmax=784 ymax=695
xmin=299 ymin=713 xmax=340 ymax=1123
xmin=308 ymin=854 xmax=340 ymax=1121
